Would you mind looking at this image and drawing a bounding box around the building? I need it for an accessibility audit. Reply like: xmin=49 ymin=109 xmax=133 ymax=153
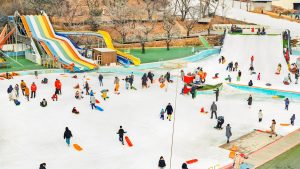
xmin=273 ymin=0 xmax=300 ymax=10
xmin=250 ymin=0 xmax=275 ymax=12
xmin=92 ymin=48 xmax=117 ymax=66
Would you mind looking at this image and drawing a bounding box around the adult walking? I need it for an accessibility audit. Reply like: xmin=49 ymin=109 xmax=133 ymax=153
xmin=226 ymin=124 xmax=232 ymax=143
xmin=284 ymin=98 xmax=289 ymax=110
xmin=30 ymin=82 xmax=37 ymax=98
xmin=269 ymin=119 xmax=277 ymax=138
xmin=165 ymin=103 xmax=174 ymax=121
xmin=117 ymin=126 xmax=127 ymax=145
xmin=210 ymin=102 xmax=217 ymax=119
xmin=291 ymin=114 xmax=296 ymax=126
xmin=63 ymin=127 xmax=73 ymax=146
xmin=247 ymin=94 xmax=252 ymax=108
xmin=147 ymin=71 xmax=154 ymax=84
xmin=214 ymin=88 xmax=219 ymax=102
xmin=158 ymin=156 xmax=166 ymax=169
xmin=90 ymin=94 xmax=96 ymax=110
xmin=98 ymin=73 xmax=103 ymax=86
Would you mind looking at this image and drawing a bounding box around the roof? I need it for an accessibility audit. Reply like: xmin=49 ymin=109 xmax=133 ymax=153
xmin=93 ymin=48 xmax=116 ymax=52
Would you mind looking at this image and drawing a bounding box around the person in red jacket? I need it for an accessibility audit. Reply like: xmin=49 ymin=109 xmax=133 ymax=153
xmin=251 ymin=55 xmax=254 ymax=65
xmin=55 ymin=79 xmax=62 ymax=95
xmin=31 ymin=82 xmax=37 ymax=98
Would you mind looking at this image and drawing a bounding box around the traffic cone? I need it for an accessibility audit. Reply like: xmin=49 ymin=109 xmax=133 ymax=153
xmin=200 ymin=107 xmax=204 ymax=113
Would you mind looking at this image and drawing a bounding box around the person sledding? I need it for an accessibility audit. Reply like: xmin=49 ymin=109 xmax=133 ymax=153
xmin=117 ymin=126 xmax=127 ymax=145
xmin=41 ymin=77 xmax=48 ymax=84
xmin=101 ymin=89 xmax=109 ymax=100
xmin=249 ymin=65 xmax=255 ymax=75
xmin=248 ymin=80 xmax=253 ymax=86
xmin=72 ymin=107 xmax=79 ymax=114
xmin=215 ymin=116 xmax=224 ymax=130
xmin=283 ymin=76 xmax=290 ymax=85
xmin=40 ymin=98 xmax=47 ymax=107
xmin=75 ymin=90 xmax=83 ymax=100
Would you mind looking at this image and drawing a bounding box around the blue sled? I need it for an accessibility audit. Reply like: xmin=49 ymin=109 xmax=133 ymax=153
xmin=95 ymin=105 xmax=104 ymax=111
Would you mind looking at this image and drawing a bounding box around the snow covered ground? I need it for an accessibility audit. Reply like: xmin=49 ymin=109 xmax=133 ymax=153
xmin=0 ymin=60 xmax=299 ymax=169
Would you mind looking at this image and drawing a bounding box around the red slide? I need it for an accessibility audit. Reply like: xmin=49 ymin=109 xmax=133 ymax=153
xmin=125 ymin=136 xmax=133 ymax=147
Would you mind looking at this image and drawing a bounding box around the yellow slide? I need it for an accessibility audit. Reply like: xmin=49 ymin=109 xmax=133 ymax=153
xmin=98 ymin=31 xmax=141 ymax=65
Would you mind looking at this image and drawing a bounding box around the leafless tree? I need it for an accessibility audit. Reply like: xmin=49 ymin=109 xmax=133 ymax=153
xmin=109 ymin=1 xmax=135 ymax=43
xmin=143 ymin=0 xmax=157 ymax=20
xmin=86 ymin=0 xmax=103 ymax=31
xmin=135 ymin=19 xmax=156 ymax=53
xmin=162 ymin=7 xmax=178 ymax=50
xmin=176 ymin=0 xmax=192 ymax=21
xmin=183 ymin=7 xmax=199 ymax=37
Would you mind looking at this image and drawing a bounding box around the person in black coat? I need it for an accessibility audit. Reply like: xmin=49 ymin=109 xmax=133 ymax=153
xmin=39 ymin=163 xmax=46 ymax=169
xmin=98 ymin=74 xmax=103 ymax=86
xmin=165 ymin=103 xmax=173 ymax=121
xmin=40 ymin=98 xmax=47 ymax=107
xmin=64 ymin=127 xmax=73 ymax=146
xmin=129 ymin=75 xmax=134 ymax=89
xmin=247 ymin=94 xmax=253 ymax=108
xmin=158 ymin=156 xmax=166 ymax=169
xmin=165 ymin=72 xmax=171 ymax=82
xmin=147 ymin=71 xmax=154 ymax=83
xmin=142 ymin=73 xmax=148 ymax=88
xmin=248 ymin=80 xmax=253 ymax=86
xmin=117 ymin=126 xmax=127 ymax=145
xmin=182 ymin=163 xmax=188 ymax=169
xmin=214 ymin=88 xmax=219 ymax=102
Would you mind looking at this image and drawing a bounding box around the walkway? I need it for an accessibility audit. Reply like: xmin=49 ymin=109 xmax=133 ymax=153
xmin=245 ymin=128 xmax=300 ymax=168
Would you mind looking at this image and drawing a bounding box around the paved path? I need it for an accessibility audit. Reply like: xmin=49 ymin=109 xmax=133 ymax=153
xmin=245 ymin=128 xmax=300 ymax=168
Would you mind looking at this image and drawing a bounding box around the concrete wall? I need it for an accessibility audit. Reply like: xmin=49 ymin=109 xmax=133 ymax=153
xmin=272 ymin=0 xmax=300 ymax=10
xmin=251 ymin=2 xmax=272 ymax=11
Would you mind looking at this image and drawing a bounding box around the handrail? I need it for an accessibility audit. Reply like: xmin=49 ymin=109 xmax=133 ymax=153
xmin=0 ymin=49 xmax=24 ymax=67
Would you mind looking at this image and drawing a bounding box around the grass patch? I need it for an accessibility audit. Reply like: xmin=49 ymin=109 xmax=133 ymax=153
xmin=119 ymin=46 xmax=205 ymax=63
xmin=0 ymin=56 xmax=48 ymax=73
xmin=257 ymin=144 xmax=300 ymax=169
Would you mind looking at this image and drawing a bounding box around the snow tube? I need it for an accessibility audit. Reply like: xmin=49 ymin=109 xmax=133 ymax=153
xmin=280 ymin=123 xmax=290 ymax=126
xmin=125 ymin=136 xmax=133 ymax=147
xmin=95 ymin=105 xmax=104 ymax=111
xmin=186 ymin=159 xmax=198 ymax=164
xmin=73 ymin=144 xmax=83 ymax=151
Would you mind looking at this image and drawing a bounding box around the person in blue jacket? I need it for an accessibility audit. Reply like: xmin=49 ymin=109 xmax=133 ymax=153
xmin=284 ymin=98 xmax=290 ymax=110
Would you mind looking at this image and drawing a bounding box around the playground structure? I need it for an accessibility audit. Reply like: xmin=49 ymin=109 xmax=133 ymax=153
xmin=0 ymin=11 xmax=141 ymax=72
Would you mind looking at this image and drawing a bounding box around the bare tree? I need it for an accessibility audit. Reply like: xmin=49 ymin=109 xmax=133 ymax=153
xmin=183 ymin=7 xmax=199 ymax=37
xmin=162 ymin=8 xmax=178 ymax=50
xmin=177 ymin=0 xmax=192 ymax=21
xmin=86 ymin=0 xmax=103 ymax=31
xmin=143 ymin=0 xmax=157 ymax=20
xmin=109 ymin=1 xmax=135 ymax=43
xmin=135 ymin=19 xmax=156 ymax=53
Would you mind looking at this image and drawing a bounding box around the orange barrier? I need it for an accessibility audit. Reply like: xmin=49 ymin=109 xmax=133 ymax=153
xmin=125 ymin=136 xmax=133 ymax=147
xmin=186 ymin=159 xmax=198 ymax=164
xmin=73 ymin=144 xmax=83 ymax=151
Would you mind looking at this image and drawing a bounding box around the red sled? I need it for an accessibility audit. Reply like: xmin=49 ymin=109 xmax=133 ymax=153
xmin=125 ymin=136 xmax=133 ymax=147
xmin=186 ymin=159 xmax=198 ymax=164
xmin=275 ymin=72 xmax=280 ymax=75
xmin=96 ymin=99 xmax=100 ymax=103
xmin=255 ymin=129 xmax=271 ymax=133
xmin=212 ymin=76 xmax=219 ymax=79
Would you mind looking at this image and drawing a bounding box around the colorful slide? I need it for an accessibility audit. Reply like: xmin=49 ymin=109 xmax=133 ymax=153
xmin=199 ymin=36 xmax=211 ymax=48
xmin=20 ymin=13 xmax=98 ymax=72
xmin=0 ymin=25 xmax=16 ymax=49
xmin=97 ymin=31 xmax=141 ymax=65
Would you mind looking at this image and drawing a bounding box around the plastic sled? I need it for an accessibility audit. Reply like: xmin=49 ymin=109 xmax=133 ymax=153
xmin=95 ymin=105 xmax=104 ymax=111
xmin=125 ymin=136 xmax=133 ymax=147
xmin=212 ymin=76 xmax=218 ymax=79
xmin=96 ymin=99 xmax=100 ymax=103
xmin=73 ymin=144 xmax=83 ymax=151
xmin=280 ymin=123 xmax=290 ymax=126
xmin=160 ymin=83 xmax=165 ymax=88
xmin=186 ymin=159 xmax=198 ymax=164
xmin=275 ymin=72 xmax=280 ymax=75
xmin=0 ymin=77 xmax=4 ymax=80
xmin=255 ymin=129 xmax=271 ymax=133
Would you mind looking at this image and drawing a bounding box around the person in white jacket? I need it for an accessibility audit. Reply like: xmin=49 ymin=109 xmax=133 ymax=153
xmin=90 ymin=95 xmax=96 ymax=109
